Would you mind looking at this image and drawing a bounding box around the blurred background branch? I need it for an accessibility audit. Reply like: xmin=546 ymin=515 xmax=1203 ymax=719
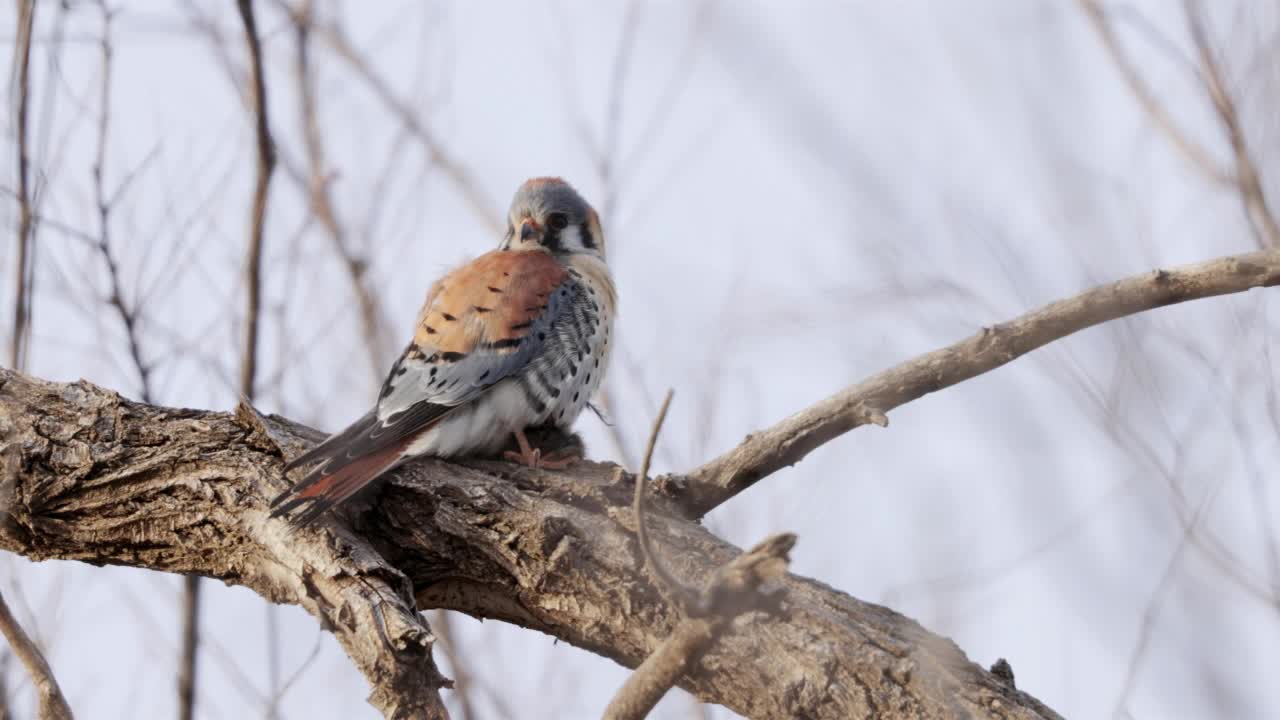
xmin=0 ymin=591 xmax=71 ymax=720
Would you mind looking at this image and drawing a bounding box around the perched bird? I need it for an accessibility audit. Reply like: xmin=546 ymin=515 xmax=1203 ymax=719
xmin=270 ymin=177 xmax=616 ymax=525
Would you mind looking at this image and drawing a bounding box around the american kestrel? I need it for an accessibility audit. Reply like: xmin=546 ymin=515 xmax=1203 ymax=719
xmin=270 ymin=177 xmax=615 ymax=524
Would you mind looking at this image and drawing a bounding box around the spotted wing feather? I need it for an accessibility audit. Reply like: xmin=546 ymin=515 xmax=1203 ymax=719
xmin=270 ymin=250 xmax=570 ymax=524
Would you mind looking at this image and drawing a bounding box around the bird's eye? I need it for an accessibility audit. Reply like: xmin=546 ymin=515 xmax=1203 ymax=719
xmin=547 ymin=212 xmax=569 ymax=231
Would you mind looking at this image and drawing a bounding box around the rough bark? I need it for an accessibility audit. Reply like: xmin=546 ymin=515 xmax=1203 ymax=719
xmin=0 ymin=369 xmax=1058 ymax=719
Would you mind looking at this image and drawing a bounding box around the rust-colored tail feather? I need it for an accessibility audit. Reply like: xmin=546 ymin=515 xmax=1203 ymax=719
xmin=270 ymin=441 xmax=406 ymax=526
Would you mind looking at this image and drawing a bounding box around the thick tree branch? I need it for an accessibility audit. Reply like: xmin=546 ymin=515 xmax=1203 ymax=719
xmin=0 ymin=373 xmax=449 ymax=719
xmin=672 ymin=249 xmax=1280 ymax=517
xmin=0 ymin=591 xmax=71 ymax=720
xmin=604 ymin=533 xmax=794 ymax=720
xmin=0 ymin=369 xmax=1057 ymax=719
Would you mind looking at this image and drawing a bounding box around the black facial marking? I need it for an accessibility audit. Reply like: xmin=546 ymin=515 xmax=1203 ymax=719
xmin=473 ymin=306 xmax=492 ymax=313
xmin=578 ymin=220 xmax=596 ymax=249
xmin=424 ymin=325 xmax=437 ymax=334
xmin=442 ymin=313 xmax=457 ymax=322
xmin=440 ymin=351 xmax=466 ymax=362
xmin=510 ymin=321 xmax=532 ymax=330
xmin=488 ymin=286 xmax=503 ymax=293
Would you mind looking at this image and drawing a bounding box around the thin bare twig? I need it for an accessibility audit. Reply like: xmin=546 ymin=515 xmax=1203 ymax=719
xmin=1181 ymin=0 xmax=1280 ymax=249
xmin=234 ymin=3 xmax=279 ymax=719
xmin=0 ymin=650 xmax=12 ymax=720
xmin=429 ymin=611 xmax=476 ymax=720
xmin=318 ymin=19 xmax=500 ymax=233
xmin=9 ymin=0 xmax=36 ymax=370
xmin=285 ymin=0 xmax=389 ymax=383
xmin=602 ymin=533 xmax=795 ymax=720
xmin=0 ymin=591 xmax=72 ymax=720
xmin=89 ymin=1 xmax=152 ymax=405
xmin=177 ymin=574 xmax=200 ymax=720
xmin=608 ymin=389 xmax=794 ymax=719
xmin=674 ymin=249 xmax=1280 ymax=517
xmin=1078 ymin=0 xmax=1234 ymax=186
xmin=1111 ymin=476 xmax=1222 ymax=718
xmin=630 ymin=390 xmax=697 ymax=609
xmin=236 ymin=0 xmax=277 ymax=400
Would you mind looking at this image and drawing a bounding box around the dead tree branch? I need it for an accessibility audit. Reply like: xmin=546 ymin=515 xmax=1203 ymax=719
xmin=9 ymin=0 xmax=36 ymax=371
xmin=229 ymin=4 xmax=280 ymax=719
xmin=286 ymin=0 xmax=389 ymax=383
xmin=89 ymin=1 xmax=152 ymax=406
xmin=0 ymin=377 xmax=450 ymax=719
xmin=671 ymin=249 xmax=1280 ymax=517
xmin=609 ymin=390 xmax=795 ymax=719
xmin=1181 ymin=0 xmax=1280 ymax=249
xmin=629 ymin=391 xmax=696 ymax=609
xmin=603 ymin=534 xmax=794 ymax=720
xmin=235 ymin=0 xmax=277 ymax=399
xmin=0 ymin=368 xmax=1057 ymax=719
xmin=1080 ymin=0 xmax=1280 ymax=248
xmin=1078 ymin=0 xmax=1233 ymax=185
xmin=317 ymin=19 xmax=501 ymax=233
xmin=0 ymin=591 xmax=71 ymax=720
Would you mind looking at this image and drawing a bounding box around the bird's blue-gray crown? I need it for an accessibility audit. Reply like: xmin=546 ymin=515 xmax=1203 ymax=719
xmin=502 ymin=177 xmax=604 ymax=258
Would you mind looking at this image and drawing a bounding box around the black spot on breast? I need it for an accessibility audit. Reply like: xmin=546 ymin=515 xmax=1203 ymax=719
xmin=567 ymin=361 xmax=578 ymax=376
xmin=572 ymin=392 xmax=579 ymax=403
xmin=478 ymin=370 xmax=490 ymax=381
xmin=586 ymin=373 xmax=592 ymax=383
xmin=538 ymin=332 xmax=546 ymax=341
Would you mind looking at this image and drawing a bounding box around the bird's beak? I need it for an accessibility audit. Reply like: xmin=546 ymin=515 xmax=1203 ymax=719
xmin=519 ymin=219 xmax=542 ymax=242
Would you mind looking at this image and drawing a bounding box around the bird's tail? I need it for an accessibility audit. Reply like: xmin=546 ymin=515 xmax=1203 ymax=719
xmin=270 ymin=413 xmax=412 ymax=525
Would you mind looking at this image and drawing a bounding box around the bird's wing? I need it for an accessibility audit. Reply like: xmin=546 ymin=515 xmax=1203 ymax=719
xmin=270 ymin=249 xmax=572 ymax=524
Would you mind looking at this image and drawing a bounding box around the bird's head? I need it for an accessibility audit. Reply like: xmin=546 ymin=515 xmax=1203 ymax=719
xmin=501 ymin=177 xmax=605 ymax=260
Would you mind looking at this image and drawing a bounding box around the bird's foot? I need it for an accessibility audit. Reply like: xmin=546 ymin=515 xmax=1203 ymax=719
xmin=504 ymin=429 xmax=580 ymax=470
